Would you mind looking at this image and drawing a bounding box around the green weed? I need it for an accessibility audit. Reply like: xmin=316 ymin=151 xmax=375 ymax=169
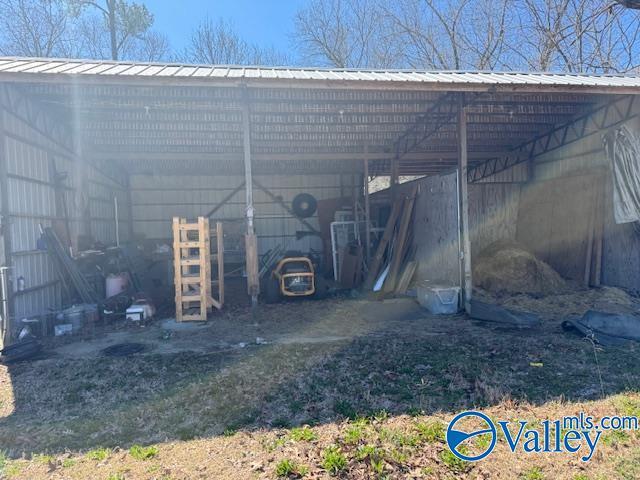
xmin=129 ymin=444 xmax=159 ymax=461
xmin=87 ymin=448 xmax=111 ymax=461
xmin=322 ymin=445 xmax=347 ymax=475
xmin=275 ymin=458 xmax=308 ymax=478
xmin=289 ymin=426 xmax=317 ymax=442
xmin=439 ymin=448 xmax=468 ymax=474
xmin=415 ymin=421 xmax=445 ymax=443
xmin=521 ymin=466 xmax=545 ymax=480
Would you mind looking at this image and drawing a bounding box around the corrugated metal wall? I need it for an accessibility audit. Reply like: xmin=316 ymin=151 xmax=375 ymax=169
xmin=531 ymin=110 xmax=640 ymax=292
xmin=130 ymin=173 xmax=355 ymax=255
xmin=0 ymin=85 xmax=130 ymax=321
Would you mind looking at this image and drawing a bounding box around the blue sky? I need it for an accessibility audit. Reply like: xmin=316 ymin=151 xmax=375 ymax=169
xmin=148 ymin=0 xmax=307 ymax=53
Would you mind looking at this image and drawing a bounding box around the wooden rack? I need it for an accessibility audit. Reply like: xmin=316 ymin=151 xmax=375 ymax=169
xmin=172 ymin=217 xmax=224 ymax=321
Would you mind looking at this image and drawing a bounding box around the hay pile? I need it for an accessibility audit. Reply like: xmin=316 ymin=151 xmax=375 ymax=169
xmin=473 ymin=240 xmax=569 ymax=296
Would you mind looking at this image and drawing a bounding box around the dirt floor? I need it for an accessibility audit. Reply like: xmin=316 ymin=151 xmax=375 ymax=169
xmin=1 ymin=290 xmax=640 ymax=479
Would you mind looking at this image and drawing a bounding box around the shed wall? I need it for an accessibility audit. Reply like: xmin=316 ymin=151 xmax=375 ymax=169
xmin=530 ymin=114 xmax=640 ymax=292
xmin=374 ymin=173 xmax=521 ymax=286
xmin=130 ymin=173 xmax=355 ymax=255
xmin=0 ymin=86 xmax=130 ymax=320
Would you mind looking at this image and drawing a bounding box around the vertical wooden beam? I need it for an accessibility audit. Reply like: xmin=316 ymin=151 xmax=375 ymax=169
xmin=241 ymin=87 xmax=259 ymax=307
xmin=124 ymin=175 xmax=135 ymax=242
xmin=457 ymin=99 xmax=472 ymax=314
xmin=0 ymin=106 xmax=12 ymax=346
xmin=352 ymin=173 xmax=359 ymax=231
xmin=216 ymin=222 xmax=225 ymax=306
xmin=172 ymin=218 xmax=183 ymax=322
xmin=390 ymin=151 xmax=399 ymax=201
xmin=363 ymin=145 xmax=371 ymax=265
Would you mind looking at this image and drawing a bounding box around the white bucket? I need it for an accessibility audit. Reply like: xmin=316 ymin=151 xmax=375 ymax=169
xmin=417 ymin=285 xmax=461 ymax=314
xmin=106 ymin=273 xmax=129 ymax=298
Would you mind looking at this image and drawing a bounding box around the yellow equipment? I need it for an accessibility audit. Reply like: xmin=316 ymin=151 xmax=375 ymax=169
xmin=272 ymin=256 xmax=315 ymax=297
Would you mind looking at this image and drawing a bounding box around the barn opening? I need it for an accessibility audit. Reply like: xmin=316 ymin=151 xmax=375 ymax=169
xmin=0 ymin=58 xmax=639 ymax=349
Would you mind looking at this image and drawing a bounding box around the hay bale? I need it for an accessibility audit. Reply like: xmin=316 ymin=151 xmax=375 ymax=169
xmin=473 ymin=240 xmax=568 ymax=296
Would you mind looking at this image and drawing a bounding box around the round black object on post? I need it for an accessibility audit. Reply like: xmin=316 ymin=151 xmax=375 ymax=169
xmin=292 ymin=193 xmax=317 ymax=218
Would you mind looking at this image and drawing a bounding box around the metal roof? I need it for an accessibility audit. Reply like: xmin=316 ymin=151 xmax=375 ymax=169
xmin=2 ymin=57 xmax=640 ymax=93
xmin=1 ymin=57 xmax=638 ymax=179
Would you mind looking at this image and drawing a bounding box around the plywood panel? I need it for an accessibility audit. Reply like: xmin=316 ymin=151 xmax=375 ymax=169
xmin=516 ymin=172 xmax=604 ymax=282
xmin=469 ymin=183 xmax=520 ymax=258
xmin=411 ymin=173 xmax=459 ymax=285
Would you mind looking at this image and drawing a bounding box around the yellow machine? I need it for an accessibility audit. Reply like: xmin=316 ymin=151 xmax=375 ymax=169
xmin=272 ymin=256 xmax=315 ymax=297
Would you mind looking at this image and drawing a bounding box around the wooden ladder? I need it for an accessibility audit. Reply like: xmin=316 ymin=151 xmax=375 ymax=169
xmin=172 ymin=217 xmax=224 ymax=321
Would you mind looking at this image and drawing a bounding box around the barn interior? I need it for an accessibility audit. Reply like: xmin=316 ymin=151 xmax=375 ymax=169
xmin=0 ymin=58 xmax=639 ymax=351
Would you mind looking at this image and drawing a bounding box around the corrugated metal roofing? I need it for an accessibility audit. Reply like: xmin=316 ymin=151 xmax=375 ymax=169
xmin=2 ymin=57 xmax=640 ymax=91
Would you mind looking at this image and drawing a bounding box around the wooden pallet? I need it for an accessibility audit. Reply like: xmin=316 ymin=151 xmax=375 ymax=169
xmin=172 ymin=217 xmax=224 ymax=321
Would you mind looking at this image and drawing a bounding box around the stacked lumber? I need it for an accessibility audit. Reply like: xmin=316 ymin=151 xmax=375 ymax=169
xmin=364 ymin=184 xmax=419 ymax=296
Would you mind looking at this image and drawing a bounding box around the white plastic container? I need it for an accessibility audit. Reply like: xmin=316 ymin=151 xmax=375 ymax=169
xmin=106 ymin=273 xmax=128 ymax=298
xmin=417 ymin=285 xmax=461 ymax=314
xmin=126 ymin=305 xmax=145 ymax=322
xmin=54 ymin=324 xmax=73 ymax=336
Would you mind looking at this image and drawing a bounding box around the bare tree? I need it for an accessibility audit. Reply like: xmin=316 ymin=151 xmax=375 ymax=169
xmin=129 ymin=31 xmax=171 ymax=61
xmin=0 ymin=0 xmax=71 ymax=57
xmin=68 ymin=0 xmax=154 ymax=60
xmin=293 ymin=0 xmax=640 ymax=73
xmin=183 ymin=18 xmax=288 ymax=65
xmin=511 ymin=0 xmax=640 ymax=73
xmin=293 ymin=0 xmax=401 ymax=68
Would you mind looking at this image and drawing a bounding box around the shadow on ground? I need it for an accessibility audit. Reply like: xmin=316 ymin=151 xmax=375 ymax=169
xmin=0 ymin=296 xmax=639 ymax=457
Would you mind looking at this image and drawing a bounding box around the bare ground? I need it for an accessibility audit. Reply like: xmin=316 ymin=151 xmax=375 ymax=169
xmin=0 ymin=292 xmax=639 ymax=479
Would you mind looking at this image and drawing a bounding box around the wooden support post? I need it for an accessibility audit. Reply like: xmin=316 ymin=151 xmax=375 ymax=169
xmin=457 ymin=100 xmax=472 ymax=314
xmin=124 ymin=175 xmax=135 ymax=242
xmin=364 ymin=146 xmax=371 ymax=265
xmin=242 ymin=87 xmax=259 ymax=307
xmin=216 ymin=222 xmax=225 ymax=305
xmin=352 ymin=173 xmax=360 ymax=241
xmin=390 ymin=152 xmax=399 ymax=201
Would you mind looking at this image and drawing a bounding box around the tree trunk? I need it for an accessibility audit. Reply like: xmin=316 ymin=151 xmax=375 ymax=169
xmin=107 ymin=0 xmax=118 ymax=60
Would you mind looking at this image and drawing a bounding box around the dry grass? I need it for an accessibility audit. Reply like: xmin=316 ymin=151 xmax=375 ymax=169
xmin=0 ymin=296 xmax=638 ymax=479
xmin=2 ymin=395 xmax=640 ymax=479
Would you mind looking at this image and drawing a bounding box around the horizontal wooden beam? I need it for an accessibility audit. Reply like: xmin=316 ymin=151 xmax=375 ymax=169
xmin=89 ymin=150 xmax=511 ymax=163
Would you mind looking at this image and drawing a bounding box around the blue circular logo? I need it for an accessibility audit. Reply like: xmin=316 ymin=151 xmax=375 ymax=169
xmin=446 ymin=411 xmax=497 ymax=461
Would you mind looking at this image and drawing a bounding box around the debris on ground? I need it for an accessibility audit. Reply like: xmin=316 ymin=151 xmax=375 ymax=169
xmin=473 ymin=240 xmax=569 ymax=296
xmin=476 ymin=285 xmax=640 ymax=320
xmin=470 ymin=299 xmax=540 ymax=329
xmin=101 ymin=342 xmax=147 ymax=357
xmin=563 ymin=310 xmax=640 ymax=345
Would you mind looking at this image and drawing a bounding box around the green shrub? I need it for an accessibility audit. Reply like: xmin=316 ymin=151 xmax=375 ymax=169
xmin=416 ymin=421 xmax=445 ymax=443
xmin=289 ymin=426 xmax=317 ymax=442
xmin=275 ymin=458 xmax=308 ymax=478
xmin=521 ymin=466 xmax=545 ymax=480
xmin=439 ymin=448 xmax=468 ymax=474
xmin=322 ymin=446 xmax=347 ymax=475
xmin=129 ymin=444 xmax=158 ymax=460
xmin=87 ymin=448 xmax=111 ymax=461
xmin=333 ymin=400 xmax=357 ymax=420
